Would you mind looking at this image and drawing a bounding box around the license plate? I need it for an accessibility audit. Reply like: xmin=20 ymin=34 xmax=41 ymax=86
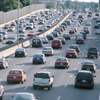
xmin=70 ymin=55 xmax=72 ymax=56
xmin=37 ymin=58 xmax=40 ymax=60
xmin=60 ymin=63 xmax=63 ymax=65
xmin=79 ymin=41 xmax=81 ymax=43
xmin=55 ymin=44 xmax=57 ymax=45
xmin=82 ymin=80 xmax=86 ymax=82
xmin=13 ymin=76 xmax=16 ymax=79
xmin=19 ymin=52 xmax=21 ymax=53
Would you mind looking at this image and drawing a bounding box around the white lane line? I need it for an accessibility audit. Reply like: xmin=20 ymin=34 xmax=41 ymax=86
xmin=74 ymin=68 xmax=76 ymax=70
xmin=65 ymin=84 xmax=67 ymax=87
xmin=57 ymin=96 xmax=61 ymax=100
xmin=50 ymin=63 xmax=52 ymax=65
xmin=0 ymin=79 xmax=2 ymax=81
xmin=30 ymin=59 xmax=32 ymax=61
xmin=70 ymin=75 xmax=72 ymax=78
xmin=78 ymin=62 xmax=80 ymax=64
xmin=24 ymin=86 xmax=28 ymax=90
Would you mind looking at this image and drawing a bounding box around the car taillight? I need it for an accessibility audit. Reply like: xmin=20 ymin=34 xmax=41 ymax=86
xmin=22 ymin=52 xmax=25 ymax=53
xmin=63 ymin=36 xmax=65 ymax=37
xmin=0 ymin=62 xmax=4 ymax=64
xmin=75 ymin=79 xmax=77 ymax=82
xmin=97 ymin=53 xmax=98 ymax=55
xmin=69 ymin=31 xmax=70 ymax=32
xmin=32 ymin=42 xmax=33 ymax=44
xmin=33 ymin=58 xmax=36 ymax=60
xmin=82 ymin=65 xmax=85 ymax=67
xmin=65 ymin=63 xmax=68 ymax=65
xmin=41 ymin=58 xmax=43 ymax=60
xmin=50 ymin=51 xmax=52 ymax=53
xmin=93 ymin=66 xmax=94 ymax=68
xmin=55 ymin=62 xmax=57 ymax=64
xmin=91 ymin=80 xmax=93 ymax=83
xmin=40 ymin=42 xmax=42 ymax=44
xmin=15 ymin=52 xmax=17 ymax=53
xmin=49 ymin=79 xmax=50 ymax=82
xmin=33 ymin=78 xmax=35 ymax=81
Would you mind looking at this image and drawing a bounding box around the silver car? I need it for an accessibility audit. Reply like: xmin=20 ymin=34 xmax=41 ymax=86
xmin=41 ymin=37 xmax=48 ymax=43
xmin=7 ymin=26 xmax=15 ymax=31
xmin=95 ymin=29 xmax=100 ymax=35
xmin=42 ymin=47 xmax=54 ymax=56
xmin=0 ymin=84 xmax=4 ymax=100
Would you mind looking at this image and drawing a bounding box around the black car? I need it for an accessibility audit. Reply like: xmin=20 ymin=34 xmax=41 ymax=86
xmin=74 ymin=70 xmax=96 ymax=89
xmin=32 ymin=38 xmax=43 ymax=47
xmin=94 ymin=24 xmax=99 ymax=29
xmin=59 ymin=25 xmax=66 ymax=30
xmin=54 ymin=28 xmax=61 ymax=34
xmin=51 ymin=31 xmax=59 ymax=37
xmin=81 ymin=60 xmax=97 ymax=73
xmin=46 ymin=34 xmax=54 ymax=40
xmin=15 ymin=48 xmax=27 ymax=57
xmin=95 ymin=13 xmax=99 ymax=17
xmin=87 ymin=47 xmax=99 ymax=58
xmin=61 ymin=22 xmax=67 ymax=28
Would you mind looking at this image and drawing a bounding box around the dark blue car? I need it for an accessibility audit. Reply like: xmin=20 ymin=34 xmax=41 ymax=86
xmin=80 ymin=32 xmax=86 ymax=39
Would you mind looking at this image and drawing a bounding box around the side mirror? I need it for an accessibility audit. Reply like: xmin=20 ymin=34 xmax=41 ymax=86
xmin=93 ymin=75 xmax=96 ymax=77
xmin=52 ymin=75 xmax=54 ymax=77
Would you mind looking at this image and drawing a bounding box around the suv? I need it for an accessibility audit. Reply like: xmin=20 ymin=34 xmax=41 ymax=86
xmin=87 ymin=47 xmax=99 ymax=58
xmin=33 ymin=71 xmax=54 ymax=90
xmin=0 ymin=84 xmax=4 ymax=100
xmin=74 ymin=70 xmax=96 ymax=89
xmin=32 ymin=38 xmax=43 ymax=47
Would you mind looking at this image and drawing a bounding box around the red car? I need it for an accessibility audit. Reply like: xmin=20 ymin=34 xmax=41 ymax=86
xmin=58 ymin=37 xmax=66 ymax=44
xmin=28 ymin=31 xmax=36 ymax=36
xmin=66 ymin=49 xmax=77 ymax=58
xmin=7 ymin=69 xmax=26 ymax=84
xmin=55 ymin=57 xmax=70 ymax=69
xmin=59 ymin=27 xmax=63 ymax=32
xmin=76 ymin=37 xmax=84 ymax=44
xmin=29 ymin=18 xmax=35 ymax=23
xmin=10 ymin=22 xmax=16 ymax=26
xmin=51 ymin=39 xmax=62 ymax=49
xmin=70 ymin=44 xmax=80 ymax=53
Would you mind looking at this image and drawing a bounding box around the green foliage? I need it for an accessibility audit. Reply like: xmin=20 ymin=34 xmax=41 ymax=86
xmin=20 ymin=0 xmax=31 ymax=7
xmin=46 ymin=3 xmax=54 ymax=9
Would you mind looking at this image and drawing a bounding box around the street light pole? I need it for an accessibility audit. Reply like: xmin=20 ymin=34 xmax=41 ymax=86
xmin=17 ymin=0 xmax=20 ymax=48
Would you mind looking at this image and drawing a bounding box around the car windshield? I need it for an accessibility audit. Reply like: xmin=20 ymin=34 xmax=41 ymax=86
xmin=43 ymin=48 xmax=52 ymax=50
xmin=34 ymin=54 xmax=43 ymax=57
xmin=0 ymin=32 xmax=6 ymax=35
xmin=5 ymin=24 xmax=9 ymax=26
xmin=34 ymin=73 xmax=50 ymax=78
xmin=70 ymin=46 xmax=78 ymax=48
xmin=41 ymin=37 xmax=46 ymax=39
xmin=13 ymin=94 xmax=33 ymax=100
xmin=9 ymin=26 xmax=13 ymax=28
xmin=29 ymin=31 xmax=34 ymax=33
xmin=19 ymin=35 xmax=25 ymax=37
xmin=9 ymin=71 xmax=22 ymax=74
xmin=52 ymin=41 xmax=60 ymax=43
xmin=47 ymin=34 xmax=52 ymax=36
xmin=33 ymin=39 xmax=40 ymax=42
xmin=89 ymin=48 xmax=97 ymax=52
xmin=57 ymin=58 xmax=66 ymax=61
xmin=52 ymin=32 xmax=57 ymax=34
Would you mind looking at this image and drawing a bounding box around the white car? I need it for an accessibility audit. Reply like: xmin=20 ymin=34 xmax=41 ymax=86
xmin=93 ymin=16 xmax=97 ymax=20
xmin=33 ymin=71 xmax=54 ymax=90
xmin=42 ymin=47 xmax=54 ymax=56
xmin=7 ymin=26 xmax=15 ymax=31
xmin=0 ymin=28 xmax=2 ymax=32
xmin=0 ymin=84 xmax=4 ymax=100
xmin=41 ymin=37 xmax=48 ymax=43
xmin=86 ymin=22 xmax=91 ymax=26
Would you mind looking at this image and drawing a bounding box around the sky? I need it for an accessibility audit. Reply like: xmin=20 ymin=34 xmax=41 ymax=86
xmin=72 ymin=0 xmax=99 ymax=3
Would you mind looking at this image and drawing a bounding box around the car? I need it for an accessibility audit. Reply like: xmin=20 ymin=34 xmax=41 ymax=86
xmin=83 ymin=26 xmax=89 ymax=33
xmin=66 ymin=49 xmax=77 ymax=58
xmin=7 ymin=26 xmax=15 ymax=31
xmin=18 ymin=34 xmax=26 ymax=40
xmin=76 ymin=37 xmax=84 ymax=44
xmin=18 ymin=23 xmax=24 ymax=28
xmin=64 ymin=20 xmax=71 ymax=25
xmin=93 ymin=16 xmax=97 ymax=20
xmin=42 ymin=47 xmax=54 ymax=56
xmin=26 ymin=23 xmax=33 ymax=30
xmin=7 ymin=69 xmax=26 ymax=84
xmin=63 ymin=33 xmax=70 ymax=40
xmin=96 ymin=18 xmax=100 ymax=22
xmin=33 ymin=71 xmax=54 ymax=90
xmin=69 ymin=29 xmax=75 ymax=34
xmin=27 ymin=31 xmax=36 ymax=36
xmin=69 ymin=17 xmax=73 ymax=22
xmin=4 ymin=24 xmax=10 ymax=29
xmin=38 ymin=19 xmax=44 ymax=24
xmin=75 ymin=34 xmax=83 ymax=40
xmin=29 ymin=18 xmax=35 ymax=23
xmin=41 ymin=36 xmax=48 ymax=43
xmin=51 ymin=39 xmax=62 ymax=49
xmin=6 ymin=37 xmax=16 ymax=44
xmin=32 ymin=53 xmax=46 ymax=64
xmin=80 ymin=32 xmax=86 ymax=39
xmin=61 ymin=22 xmax=67 ymax=28
xmin=0 ymin=34 xmax=3 ymax=42
xmin=74 ymin=70 xmax=96 ymax=89
xmin=20 ymin=18 xmax=25 ymax=23
xmin=0 ymin=57 xmax=8 ymax=69
xmin=71 ymin=27 xmax=77 ymax=32
xmin=95 ymin=13 xmax=99 ymax=16
xmin=94 ymin=24 xmax=99 ymax=29
xmin=32 ymin=38 xmax=43 ymax=47
xmin=19 ymin=28 xmax=25 ymax=33
xmin=51 ymin=31 xmax=59 ymax=37
xmin=55 ymin=57 xmax=70 ymax=69
xmin=86 ymin=21 xmax=91 ymax=26
xmin=12 ymin=92 xmax=39 ymax=100
xmin=87 ymin=47 xmax=99 ymax=58
xmin=78 ymin=15 xmax=84 ymax=19
xmin=33 ymin=23 xmax=36 ymax=28
xmin=54 ymin=28 xmax=61 ymax=34
xmin=88 ymin=14 xmax=92 ymax=17
xmin=59 ymin=25 xmax=66 ymax=30
xmin=0 ymin=84 xmax=4 ymax=100
xmin=22 ymin=22 xmax=27 ymax=27
xmin=47 ymin=22 xmax=52 ymax=27
xmin=81 ymin=60 xmax=97 ymax=73
xmin=38 ymin=26 xmax=47 ymax=32
xmin=31 ymin=15 xmax=38 ymax=21
xmin=58 ymin=37 xmax=66 ymax=44
xmin=15 ymin=48 xmax=27 ymax=57
xmin=0 ymin=32 xmax=8 ymax=39
xmin=46 ymin=34 xmax=54 ymax=40
xmin=10 ymin=22 xmax=16 ymax=26
xmin=70 ymin=44 xmax=80 ymax=53
xmin=26 ymin=15 xmax=31 ymax=20
xmin=95 ymin=29 xmax=100 ymax=34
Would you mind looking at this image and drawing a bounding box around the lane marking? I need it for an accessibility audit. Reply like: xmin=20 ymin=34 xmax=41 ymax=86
xmin=70 ymin=75 xmax=72 ymax=78
xmin=78 ymin=62 xmax=80 ymax=64
xmin=24 ymin=86 xmax=28 ymax=90
xmin=74 ymin=68 xmax=76 ymax=70
xmin=65 ymin=84 xmax=67 ymax=87
xmin=0 ymin=79 xmax=2 ymax=81
xmin=57 ymin=96 xmax=61 ymax=100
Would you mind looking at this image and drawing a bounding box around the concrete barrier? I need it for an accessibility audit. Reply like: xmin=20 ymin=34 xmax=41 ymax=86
xmin=0 ymin=11 xmax=73 ymax=58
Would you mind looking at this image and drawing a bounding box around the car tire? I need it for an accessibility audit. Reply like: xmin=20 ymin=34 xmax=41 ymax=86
xmin=75 ymin=56 xmax=77 ymax=58
xmin=33 ymin=85 xmax=36 ymax=89
xmin=90 ymin=86 xmax=93 ymax=89
xmin=33 ymin=62 xmax=34 ymax=64
xmin=94 ymin=70 xmax=96 ymax=73
xmin=7 ymin=81 xmax=9 ymax=84
xmin=22 ymin=81 xmax=24 ymax=84
xmin=96 ymin=56 xmax=98 ymax=59
xmin=0 ymin=96 xmax=2 ymax=100
xmin=55 ymin=66 xmax=57 ymax=68
xmin=48 ymin=85 xmax=52 ymax=90
xmin=87 ymin=55 xmax=89 ymax=58
xmin=74 ymin=85 xmax=77 ymax=88
xmin=60 ymin=47 xmax=62 ymax=49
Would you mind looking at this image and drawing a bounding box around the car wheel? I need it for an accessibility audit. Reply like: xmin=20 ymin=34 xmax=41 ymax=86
xmin=24 ymin=79 xmax=26 ymax=82
xmin=43 ymin=62 xmax=45 ymax=64
xmin=22 ymin=81 xmax=24 ymax=84
xmin=48 ymin=85 xmax=52 ymax=90
xmin=33 ymin=85 xmax=36 ymax=89
xmin=96 ymin=56 xmax=98 ymax=59
xmin=7 ymin=81 xmax=9 ymax=84
xmin=94 ymin=70 xmax=96 ymax=73
xmin=87 ymin=55 xmax=89 ymax=58
xmin=74 ymin=85 xmax=77 ymax=88
xmin=0 ymin=96 xmax=2 ymax=100
xmin=55 ymin=66 xmax=57 ymax=68
xmin=75 ymin=56 xmax=77 ymax=58
xmin=90 ymin=86 xmax=93 ymax=89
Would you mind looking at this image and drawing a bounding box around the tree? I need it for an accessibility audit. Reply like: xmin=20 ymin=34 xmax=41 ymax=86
xmin=20 ymin=0 xmax=31 ymax=7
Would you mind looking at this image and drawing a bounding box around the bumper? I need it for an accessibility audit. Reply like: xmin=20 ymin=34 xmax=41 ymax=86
xmin=33 ymin=60 xmax=44 ymax=63
xmin=7 ymin=79 xmax=23 ymax=82
xmin=75 ymin=83 xmax=94 ymax=87
xmin=33 ymin=83 xmax=50 ymax=87
xmin=15 ymin=54 xmax=25 ymax=57
xmin=66 ymin=54 xmax=76 ymax=57
xmin=32 ymin=44 xmax=42 ymax=47
xmin=0 ymin=65 xmax=4 ymax=68
xmin=55 ymin=64 xmax=68 ymax=68
xmin=87 ymin=54 xmax=98 ymax=58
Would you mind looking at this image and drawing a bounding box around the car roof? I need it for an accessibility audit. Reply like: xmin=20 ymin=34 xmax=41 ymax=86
xmin=83 ymin=60 xmax=94 ymax=63
xmin=10 ymin=69 xmax=23 ymax=71
xmin=16 ymin=92 xmax=33 ymax=95
xmin=36 ymin=71 xmax=51 ymax=74
xmin=78 ymin=70 xmax=92 ymax=74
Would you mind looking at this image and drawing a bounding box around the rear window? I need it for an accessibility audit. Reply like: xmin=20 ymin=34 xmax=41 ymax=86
xmin=88 ymin=48 xmax=97 ymax=52
xmin=57 ymin=58 xmax=66 ymax=61
xmin=33 ymin=39 xmax=40 ymax=42
xmin=34 ymin=54 xmax=43 ymax=57
xmin=70 ymin=46 xmax=78 ymax=48
xmin=67 ymin=49 xmax=75 ymax=52
xmin=34 ymin=73 xmax=50 ymax=78
xmin=9 ymin=71 xmax=22 ymax=74
xmin=84 ymin=62 xmax=94 ymax=65
xmin=52 ymin=40 xmax=60 ymax=43
xmin=43 ymin=48 xmax=52 ymax=50
xmin=77 ymin=73 xmax=92 ymax=79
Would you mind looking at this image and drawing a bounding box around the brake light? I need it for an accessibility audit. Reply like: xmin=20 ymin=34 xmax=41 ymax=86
xmin=49 ymin=79 xmax=50 ymax=82
xmin=0 ymin=62 xmax=4 ymax=64
xmin=69 ymin=31 xmax=70 ymax=32
xmin=75 ymin=79 xmax=77 ymax=82
xmin=22 ymin=52 xmax=25 ymax=53
xmin=50 ymin=51 xmax=52 ymax=53
xmin=40 ymin=42 xmax=42 ymax=44
xmin=33 ymin=58 xmax=36 ymax=60
xmin=41 ymin=58 xmax=43 ymax=60
xmin=82 ymin=65 xmax=85 ymax=67
xmin=91 ymin=80 xmax=93 ymax=83
xmin=33 ymin=78 xmax=35 ymax=81
xmin=55 ymin=62 xmax=57 ymax=64
xmin=65 ymin=63 xmax=68 ymax=65
xmin=63 ymin=36 xmax=65 ymax=37
xmin=93 ymin=66 xmax=94 ymax=68
xmin=32 ymin=42 xmax=33 ymax=44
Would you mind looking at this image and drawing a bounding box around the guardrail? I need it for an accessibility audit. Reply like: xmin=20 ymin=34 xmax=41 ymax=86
xmin=0 ymin=11 xmax=73 ymax=57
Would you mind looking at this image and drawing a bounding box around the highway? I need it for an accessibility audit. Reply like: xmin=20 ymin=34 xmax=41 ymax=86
xmin=0 ymin=12 xmax=100 ymax=100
